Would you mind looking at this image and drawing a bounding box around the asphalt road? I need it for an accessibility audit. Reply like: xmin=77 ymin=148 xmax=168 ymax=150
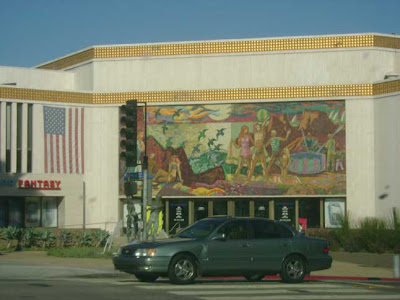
xmin=1 ymin=260 xmax=400 ymax=300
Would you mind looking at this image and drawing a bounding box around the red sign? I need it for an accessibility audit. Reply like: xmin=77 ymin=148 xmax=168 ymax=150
xmin=299 ymin=218 xmax=307 ymax=231
xmin=18 ymin=180 xmax=61 ymax=190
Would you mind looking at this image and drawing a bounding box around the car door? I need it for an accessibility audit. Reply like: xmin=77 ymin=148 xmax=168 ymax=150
xmin=248 ymin=219 xmax=294 ymax=272
xmin=205 ymin=220 xmax=252 ymax=274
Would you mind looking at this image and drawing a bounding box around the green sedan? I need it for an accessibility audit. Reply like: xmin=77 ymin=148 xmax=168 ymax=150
xmin=113 ymin=217 xmax=332 ymax=284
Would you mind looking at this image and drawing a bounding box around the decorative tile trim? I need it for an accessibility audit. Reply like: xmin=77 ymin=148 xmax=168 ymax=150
xmin=37 ymin=34 xmax=400 ymax=70
xmin=0 ymin=87 xmax=92 ymax=104
xmin=1 ymin=81 xmax=399 ymax=104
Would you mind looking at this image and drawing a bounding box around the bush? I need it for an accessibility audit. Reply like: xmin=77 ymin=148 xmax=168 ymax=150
xmin=92 ymin=229 xmax=109 ymax=247
xmin=306 ymin=228 xmax=340 ymax=251
xmin=57 ymin=230 xmax=73 ymax=248
xmin=22 ymin=228 xmax=38 ymax=248
xmin=358 ymin=218 xmax=388 ymax=254
xmin=2 ymin=227 xmax=23 ymax=249
xmin=76 ymin=231 xmax=92 ymax=247
xmin=38 ymin=229 xmax=56 ymax=249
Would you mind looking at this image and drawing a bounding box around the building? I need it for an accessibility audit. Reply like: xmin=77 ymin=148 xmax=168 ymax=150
xmin=0 ymin=33 xmax=399 ymax=233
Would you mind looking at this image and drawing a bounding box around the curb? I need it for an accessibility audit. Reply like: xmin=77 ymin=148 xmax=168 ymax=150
xmin=201 ymin=275 xmax=400 ymax=282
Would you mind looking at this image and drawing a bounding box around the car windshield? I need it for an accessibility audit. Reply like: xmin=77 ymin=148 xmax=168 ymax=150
xmin=175 ymin=218 xmax=227 ymax=239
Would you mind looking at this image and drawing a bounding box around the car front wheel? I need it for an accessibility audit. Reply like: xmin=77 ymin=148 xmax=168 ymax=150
xmin=168 ymin=254 xmax=197 ymax=284
xmin=280 ymin=255 xmax=306 ymax=283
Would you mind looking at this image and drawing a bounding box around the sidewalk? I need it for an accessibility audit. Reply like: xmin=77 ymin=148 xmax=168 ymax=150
xmin=0 ymin=250 xmax=396 ymax=279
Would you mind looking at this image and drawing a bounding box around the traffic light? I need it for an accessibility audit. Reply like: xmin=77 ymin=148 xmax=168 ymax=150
xmin=120 ymin=100 xmax=137 ymax=167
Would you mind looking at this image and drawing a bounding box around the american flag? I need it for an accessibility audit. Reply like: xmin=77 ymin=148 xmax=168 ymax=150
xmin=43 ymin=106 xmax=85 ymax=174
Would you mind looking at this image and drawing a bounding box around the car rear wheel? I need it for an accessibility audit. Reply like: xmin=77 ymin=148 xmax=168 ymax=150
xmin=244 ymin=273 xmax=265 ymax=282
xmin=135 ymin=273 xmax=158 ymax=282
xmin=168 ymin=254 xmax=197 ymax=284
xmin=280 ymin=254 xmax=306 ymax=283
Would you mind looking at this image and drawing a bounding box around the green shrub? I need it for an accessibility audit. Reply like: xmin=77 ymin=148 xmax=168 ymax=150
xmin=38 ymin=229 xmax=55 ymax=249
xmin=57 ymin=230 xmax=73 ymax=248
xmin=358 ymin=218 xmax=388 ymax=254
xmin=92 ymin=229 xmax=109 ymax=247
xmin=305 ymin=228 xmax=340 ymax=251
xmin=2 ymin=227 xmax=23 ymax=249
xmin=22 ymin=228 xmax=38 ymax=248
xmin=76 ymin=231 xmax=92 ymax=247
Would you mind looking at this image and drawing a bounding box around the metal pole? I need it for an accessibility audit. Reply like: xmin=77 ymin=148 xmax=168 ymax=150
xmin=142 ymin=102 xmax=148 ymax=241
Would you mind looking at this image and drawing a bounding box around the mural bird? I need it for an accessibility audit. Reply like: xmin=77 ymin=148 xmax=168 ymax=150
xmin=198 ymin=129 xmax=208 ymax=141
xmin=216 ymin=128 xmax=226 ymax=139
xmin=165 ymin=137 xmax=173 ymax=148
xmin=162 ymin=123 xmax=169 ymax=135
xmin=155 ymin=108 xmax=162 ymax=119
xmin=208 ymin=138 xmax=216 ymax=148
xmin=192 ymin=143 xmax=201 ymax=154
xmin=173 ymin=108 xmax=183 ymax=120
xmin=214 ymin=143 xmax=223 ymax=151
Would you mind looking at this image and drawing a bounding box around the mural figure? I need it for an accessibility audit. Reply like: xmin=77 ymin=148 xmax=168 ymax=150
xmin=234 ymin=125 xmax=254 ymax=179
xmin=148 ymin=153 xmax=169 ymax=183
xmin=167 ymin=155 xmax=183 ymax=183
xmin=335 ymin=149 xmax=345 ymax=172
xmin=247 ymin=118 xmax=270 ymax=182
xmin=302 ymin=132 xmax=319 ymax=152
xmin=265 ymin=129 xmax=291 ymax=179
xmin=281 ymin=147 xmax=292 ymax=179
xmin=324 ymin=134 xmax=336 ymax=172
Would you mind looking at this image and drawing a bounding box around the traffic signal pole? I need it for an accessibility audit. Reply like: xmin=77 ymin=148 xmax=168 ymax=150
xmin=142 ymin=102 xmax=148 ymax=241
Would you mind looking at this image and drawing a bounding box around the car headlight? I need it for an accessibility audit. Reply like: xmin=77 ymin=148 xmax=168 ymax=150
xmin=134 ymin=248 xmax=157 ymax=257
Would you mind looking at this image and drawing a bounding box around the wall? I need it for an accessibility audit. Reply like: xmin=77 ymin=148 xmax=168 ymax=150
xmin=91 ymin=48 xmax=398 ymax=92
xmin=374 ymin=91 xmax=400 ymax=220
xmin=346 ymin=98 xmax=376 ymax=222
xmin=0 ymin=66 xmax=75 ymax=91
xmin=84 ymin=106 xmax=120 ymax=231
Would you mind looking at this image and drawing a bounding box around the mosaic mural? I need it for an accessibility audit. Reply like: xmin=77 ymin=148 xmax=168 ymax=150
xmin=121 ymin=100 xmax=346 ymax=197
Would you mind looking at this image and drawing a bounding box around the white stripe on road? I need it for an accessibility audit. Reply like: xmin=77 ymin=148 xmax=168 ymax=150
xmin=136 ymin=283 xmax=343 ymax=290
xmin=173 ymin=288 xmax=380 ymax=296
xmin=200 ymin=295 xmax=400 ymax=300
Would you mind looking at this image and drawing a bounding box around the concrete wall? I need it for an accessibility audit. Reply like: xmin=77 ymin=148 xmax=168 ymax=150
xmin=90 ymin=48 xmax=398 ymax=92
xmin=0 ymin=66 xmax=75 ymax=91
xmin=346 ymin=97 xmax=376 ymax=222
xmin=374 ymin=91 xmax=400 ymax=220
xmin=83 ymin=106 xmax=120 ymax=231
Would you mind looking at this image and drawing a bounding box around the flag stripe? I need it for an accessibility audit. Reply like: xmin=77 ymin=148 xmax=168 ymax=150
xmin=44 ymin=134 xmax=48 ymax=173
xmin=56 ymin=135 xmax=60 ymax=173
xmin=81 ymin=108 xmax=85 ymax=174
xmin=62 ymin=135 xmax=66 ymax=173
xmin=50 ymin=134 xmax=54 ymax=173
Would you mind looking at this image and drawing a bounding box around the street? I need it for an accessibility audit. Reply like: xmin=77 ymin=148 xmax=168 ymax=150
xmin=1 ymin=259 xmax=400 ymax=300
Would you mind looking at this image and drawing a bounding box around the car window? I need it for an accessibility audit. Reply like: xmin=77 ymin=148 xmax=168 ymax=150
xmin=250 ymin=220 xmax=294 ymax=239
xmin=217 ymin=220 xmax=248 ymax=240
xmin=176 ymin=218 xmax=227 ymax=238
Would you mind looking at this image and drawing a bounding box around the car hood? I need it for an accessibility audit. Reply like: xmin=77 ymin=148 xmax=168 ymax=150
xmin=124 ymin=237 xmax=197 ymax=248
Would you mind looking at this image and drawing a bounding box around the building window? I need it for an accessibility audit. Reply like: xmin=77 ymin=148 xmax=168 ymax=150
xmin=194 ymin=200 xmax=208 ymax=221
xmin=255 ymin=200 xmax=270 ymax=218
xmin=27 ymin=104 xmax=33 ymax=172
xmin=213 ymin=200 xmax=227 ymax=216
xmin=5 ymin=103 xmax=11 ymax=172
xmin=299 ymin=198 xmax=321 ymax=229
xmin=0 ymin=197 xmax=59 ymax=228
xmin=275 ymin=200 xmax=295 ymax=228
xmin=235 ymin=199 xmax=249 ymax=217
xmin=16 ymin=103 xmax=22 ymax=173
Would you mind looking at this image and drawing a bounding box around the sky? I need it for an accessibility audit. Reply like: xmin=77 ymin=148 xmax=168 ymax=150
xmin=0 ymin=0 xmax=399 ymax=68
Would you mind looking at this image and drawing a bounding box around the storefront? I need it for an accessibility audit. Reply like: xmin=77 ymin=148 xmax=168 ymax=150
xmin=0 ymin=175 xmax=84 ymax=228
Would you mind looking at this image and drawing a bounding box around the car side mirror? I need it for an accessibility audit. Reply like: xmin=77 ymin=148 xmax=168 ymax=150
xmin=212 ymin=233 xmax=226 ymax=241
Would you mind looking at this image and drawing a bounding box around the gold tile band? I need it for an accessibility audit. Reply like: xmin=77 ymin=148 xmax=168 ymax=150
xmin=1 ymin=81 xmax=399 ymax=104
xmin=37 ymin=34 xmax=400 ymax=70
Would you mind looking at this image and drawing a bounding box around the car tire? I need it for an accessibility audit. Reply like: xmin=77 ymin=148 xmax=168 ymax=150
xmin=135 ymin=273 xmax=159 ymax=282
xmin=280 ymin=254 xmax=306 ymax=283
xmin=168 ymin=254 xmax=197 ymax=284
xmin=244 ymin=273 xmax=265 ymax=282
